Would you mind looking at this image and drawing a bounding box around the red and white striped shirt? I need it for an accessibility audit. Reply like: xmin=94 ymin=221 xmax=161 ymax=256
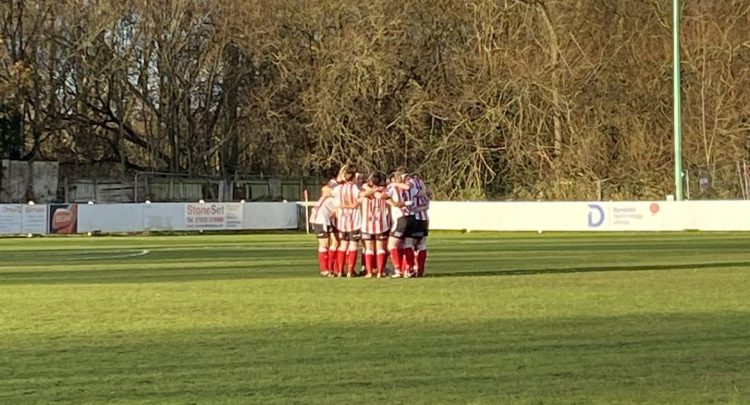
xmin=332 ymin=182 xmax=362 ymax=232
xmin=361 ymin=188 xmax=391 ymax=235
xmin=310 ymin=195 xmax=336 ymax=226
xmin=386 ymin=184 xmax=409 ymax=218
xmin=325 ymin=179 xmax=340 ymax=229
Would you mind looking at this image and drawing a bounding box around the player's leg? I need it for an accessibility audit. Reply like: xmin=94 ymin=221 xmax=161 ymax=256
xmin=389 ymin=217 xmax=407 ymax=278
xmin=415 ymin=238 xmax=427 ymax=277
xmin=416 ymin=221 xmax=429 ymax=277
xmin=387 ymin=236 xmax=401 ymax=277
xmin=376 ymin=236 xmax=388 ymax=278
xmin=345 ymin=231 xmax=361 ymax=277
xmin=315 ymin=225 xmax=330 ymax=276
xmin=401 ymin=237 xmax=415 ymax=277
xmin=411 ymin=237 xmax=421 ymax=274
xmin=336 ymin=234 xmax=349 ymax=277
xmin=360 ymin=242 xmax=367 ymax=276
xmin=401 ymin=217 xmax=419 ymax=278
xmin=328 ymin=229 xmax=339 ymax=276
xmin=409 ymin=220 xmax=425 ymax=277
xmin=363 ymin=237 xmax=376 ymax=278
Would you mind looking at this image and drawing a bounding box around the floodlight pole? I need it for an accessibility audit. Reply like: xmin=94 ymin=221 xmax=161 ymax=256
xmin=673 ymin=0 xmax=684 ymax=201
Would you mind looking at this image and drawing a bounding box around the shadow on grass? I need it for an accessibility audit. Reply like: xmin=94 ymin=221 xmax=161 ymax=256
xmin=430 ymin=260 xmax=750 ymax=278
xmin=1 ymin=313 xmax=749 ymax=404
xmin=2 ymin=259 xmax=750 ymax=285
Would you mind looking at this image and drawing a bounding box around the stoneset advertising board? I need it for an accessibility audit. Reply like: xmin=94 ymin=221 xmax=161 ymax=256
xmin=184 ymin=203 xmax=243 ymax=230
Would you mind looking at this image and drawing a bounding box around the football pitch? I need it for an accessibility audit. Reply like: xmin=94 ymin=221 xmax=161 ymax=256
xmin=1 ymin=232 xmax=749 ymax=404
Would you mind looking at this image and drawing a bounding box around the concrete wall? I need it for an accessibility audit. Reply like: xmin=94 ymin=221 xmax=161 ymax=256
xmin=0 ymin=160 xmax=59 ymax=203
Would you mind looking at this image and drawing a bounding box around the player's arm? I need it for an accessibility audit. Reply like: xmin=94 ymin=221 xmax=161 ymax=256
xmin=339 ymin=188 xmax=363 ymax=209
xmin=331 ymin=198 xmax=341 ymax=213
xmin=390 ymin=182 xmax=410 ymax=191
xmin=349 ymin=186 xmax=364 ymax=208
xmin=377 ymin=188 xmax=390 ymax=199
xmin=413 ymin=200 xmax=430 ymax=213
xmin=383 ymin=192 xmax=406 ymax=208
xmin=359 ymin=186 xmax=384 ymax=198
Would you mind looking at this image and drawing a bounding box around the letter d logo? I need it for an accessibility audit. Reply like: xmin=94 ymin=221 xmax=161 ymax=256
xmin=588 ymin=204 xmax=605 ymax=228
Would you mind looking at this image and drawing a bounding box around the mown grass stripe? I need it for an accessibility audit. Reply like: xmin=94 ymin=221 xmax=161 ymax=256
xmin=1 ymin=233 xmax=749 ymax=404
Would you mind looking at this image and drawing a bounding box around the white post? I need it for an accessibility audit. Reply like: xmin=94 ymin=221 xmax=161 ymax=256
xmin=304 ymin=189 xmax=310 ymax=234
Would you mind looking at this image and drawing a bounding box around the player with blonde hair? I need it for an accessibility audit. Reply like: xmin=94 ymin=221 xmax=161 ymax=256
xmin=330 ymin=165 xmax=362 ymax=277
xmin=359 ymin=171 xmax=391 ymax=278
xmin=309 ymin=185 xmax=337 ymax=276
xmin=383 ymin=170 xmax=416 ymax=277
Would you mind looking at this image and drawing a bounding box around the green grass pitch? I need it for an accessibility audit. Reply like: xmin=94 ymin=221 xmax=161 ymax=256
xmin=1 ymin=232 xmax=750 ymax=404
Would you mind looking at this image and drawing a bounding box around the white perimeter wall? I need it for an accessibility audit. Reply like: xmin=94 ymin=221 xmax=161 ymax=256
xmin=77 ymin=202 xmax=299 ymax=232
xmin=1 ymin=200 xmax=749 ymax=234
xmin=0 ymin=202 xmax=299 ymax=234
xmin=428 ymin=201 xmax=750 ymax=232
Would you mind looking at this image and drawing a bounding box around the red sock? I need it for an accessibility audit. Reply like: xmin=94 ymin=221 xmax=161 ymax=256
xmin=364 ymin=250 xmax=375 ymax=275
xmin=376 ymin=250 xmax=387 ymax=275
xmin=318 ymin=248 xmax=329 ymax=273
xmin=403 ymin=248 xmax=415 ymax=273
xmin=337 ymin=250 xmax=346 ymax=275
xmin=347 ymin=250 xmax=358 ymax=274
xmin=389 ymin=248 xmax=402 ymax=272
xmin=417 ymin=249 xmax=427 ymax=276
xmin=328 ymin=250 xmax=336 ymax=272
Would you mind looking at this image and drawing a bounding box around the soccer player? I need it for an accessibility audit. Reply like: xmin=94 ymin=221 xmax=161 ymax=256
xmin=409 ymin=173 xmax=431 ymax=277
xmin=396 ymin=171 xmax=424 ymax=278
xmin=359 ymin=171 xmax=391 ymax=278
xmin=384 ymin=170 xmax=414 ymax=278
xmin=392 ymin=169 xmax=430 ymax=277
xmin=309 ymin=185 xmax=337 ymax=276
xmin=331 ymin=165 xmax=362 ymax=278
xmin=325 ymin=167 xmax=345 ymax=273
xmin=355 ymin=172 xmax=368 ymax=275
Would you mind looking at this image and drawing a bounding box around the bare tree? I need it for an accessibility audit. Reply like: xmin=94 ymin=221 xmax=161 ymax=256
xmin=2 ymin=0 xmax=750 ymax=200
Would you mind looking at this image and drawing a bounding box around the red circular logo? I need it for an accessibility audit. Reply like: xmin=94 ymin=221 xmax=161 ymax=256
xmin=650 ymin=203 xmax=660 ymax=215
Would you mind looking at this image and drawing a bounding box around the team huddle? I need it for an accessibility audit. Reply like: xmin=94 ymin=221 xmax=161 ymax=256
xmin=310 ymin=165 xmax=430 ymax=278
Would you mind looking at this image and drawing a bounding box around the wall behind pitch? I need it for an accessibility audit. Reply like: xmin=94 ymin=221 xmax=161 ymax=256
xmin=243 ymin=202 xmax=298 ymax=229
xmin=78 ymin=203 xmax=145 ymax=232
xmin=72 ymin=200 xmax=750 ymax=233
xmin=77 ymin=202 xmax=300 ymax=233
xmin=430 ymin=201 xmax=697 ymax=231
xmin=678 ymin=201 xmax=750 ymax=231
xmin=3 ymin=200 xmax=750 ymax=235
xmin=429 ymin=201 xmax=597 ymax=231
xmin=143 ymin=203 xmax=184 ymax=231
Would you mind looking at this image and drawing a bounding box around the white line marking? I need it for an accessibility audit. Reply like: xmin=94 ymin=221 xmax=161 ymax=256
xmin=72 ymin=249 xmax=151 ymax=261
xmin=153 ymin=246 xmax=307 ymax=252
